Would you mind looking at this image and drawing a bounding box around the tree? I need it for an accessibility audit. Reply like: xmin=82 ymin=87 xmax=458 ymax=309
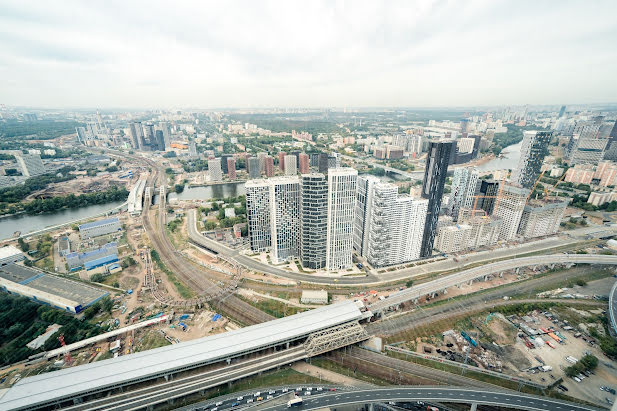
xmin=17 ymin=238 xmax=29 ymax=252
xmin=405 ymin=280 xmax=414 ymax=288
xmin=174 ymin=184 xmax=185 ymax=194
xmin=90 ymin=273 xmax=106 ymax=283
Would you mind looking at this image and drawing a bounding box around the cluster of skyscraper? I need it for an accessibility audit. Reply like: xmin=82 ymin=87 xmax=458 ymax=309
xmin=126 ymin=121 xmax=172 ymax=151
xmin=438 ymin=130 xmax=567 ymax=254
xmin=246 ymin=141 xmax=456 ymax=270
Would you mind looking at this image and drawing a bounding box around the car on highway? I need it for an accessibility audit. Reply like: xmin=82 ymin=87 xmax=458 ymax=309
xmin=215 ymin=401 xmax=223 ymax=406
xmin=257 ymin=397 xmax=263 ymax=401
xmin=237 ymin=396 xmax=243 ymax=401
xmin=282 ymin=388 xmax=289 ymax=393
xmin=232 ymin=402 xmax=239 ymax=407
xmin=246 ymin=399 xmax=254 ymax=404
xmin=330 ymin=388 xmax=336 ymax=392
xmin=268 ymin=390 xmax=276 ymax=394
xmin=267 ymin=395 xmax=274 ymax=400
xmin=253 ymin=392 xmax=261 ymax=397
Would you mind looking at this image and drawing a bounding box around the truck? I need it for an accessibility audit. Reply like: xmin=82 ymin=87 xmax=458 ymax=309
xmin=566 ymin=356 xmax=578 ymax=364
xmin=546 ymin=341 xmax=556 ymax=349
xmin=287 ymin=397 xmax=303 ymax=408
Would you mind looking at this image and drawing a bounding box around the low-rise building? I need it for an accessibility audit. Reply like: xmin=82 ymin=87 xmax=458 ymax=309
xmin=434 ymin=224 xmax=472 ymax=253
xmin=79 ymin=217 xmax=122 ymax=239
xmin=0 ymin=245 xmax=25 ymax=266
xmin=588 ymin=191 xmax=617 ymax=207
xmin=301 ymin=289 xmax=328 ymax=305
xmin=66 ymin=242 xmax=118 ymax=271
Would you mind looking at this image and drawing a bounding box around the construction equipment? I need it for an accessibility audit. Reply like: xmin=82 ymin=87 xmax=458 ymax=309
xmin=470 ymin=177 xmax=506 ymax=217
xmin=526 ymin=170 xmax=546 ymax=203
xmin=57 ymin=334 xmax=73 ymax=366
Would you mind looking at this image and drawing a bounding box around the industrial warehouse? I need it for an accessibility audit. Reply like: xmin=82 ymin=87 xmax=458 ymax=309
xmin=0 ymin=300 xmax=369 ymax=410
xmin=0 ymin=264 xmax=108 ymax=314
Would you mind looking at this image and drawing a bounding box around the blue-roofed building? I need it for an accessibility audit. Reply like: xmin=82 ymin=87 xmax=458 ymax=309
xmin=66 ymin=242 xmax=118 ymax=271
xmin=84 ymin=254 xmax=119 ymax=272
xmin=79 ymin=217 xmax=122 ymax=239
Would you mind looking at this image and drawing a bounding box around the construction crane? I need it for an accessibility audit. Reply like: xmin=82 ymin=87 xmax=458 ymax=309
xmin=525 ymin=170 xmax=548 ymax=203
xmin=543 ymin=170 xmax=567 ymax=198
xmin=57 ymin=334 xmax=73 ymax=366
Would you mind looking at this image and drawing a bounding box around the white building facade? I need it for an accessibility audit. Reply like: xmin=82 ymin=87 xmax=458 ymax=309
xmin=326 ymin=168 xmax=357 ymax=270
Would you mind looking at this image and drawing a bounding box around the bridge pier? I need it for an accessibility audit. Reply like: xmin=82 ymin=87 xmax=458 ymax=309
xmin=499 ymin=272 xmax=503 ymax=278
xmin=227 ymin=358 xmax=231 ymax=365
xmin=286 ymin=342 xmax=290 ymax=349
xmin=470 ymin=403 xmax=477 ymax=411
xmin=442 ymin=289 xmax=448 ymax=295
xmin=72 ymin=397 xmax=83 ymax=405
xmin=468 ymin=280 xmax=473 ymax=286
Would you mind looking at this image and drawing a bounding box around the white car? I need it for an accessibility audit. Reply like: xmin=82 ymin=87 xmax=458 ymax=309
xmin=246 ymin=399 xmax=254 ymax=404
xmin=268 ymin=390 xmax=276 ymax=395
xmin=215 ymin=402 xmax=223 ymax=406
xmin=304 ymin=392 xmax=311 ymax=396
xmin=237 ymin=396 xmax=243 ymax=401
xmin=254 ymin=392 xmax=261 ymax=397
xmin=282 ymin=388 xmax=289 ymax=393
xmin=267 ymin=395 xmax=273 ymax=400
xmin=316 ymin=387 xmax=323 ymax=391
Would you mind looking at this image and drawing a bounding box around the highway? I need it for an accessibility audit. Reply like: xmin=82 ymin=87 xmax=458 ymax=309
xmin=206 ymin=386 xmax=601 ymax=411
xmin=188 ymin=208 xmax=617 ymax=286
xmin=609 ymin=279 xmax=617 ymax=337
xmin=369 ymin=253 xmax=617 ymax=313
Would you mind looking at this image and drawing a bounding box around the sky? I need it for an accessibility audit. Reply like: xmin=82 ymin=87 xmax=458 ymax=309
xmin=1 ymin=0 xmax=616 ymax=109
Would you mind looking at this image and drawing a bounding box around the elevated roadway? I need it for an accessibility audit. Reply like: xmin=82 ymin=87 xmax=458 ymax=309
xmin=254 ymin=386 xmax=601 ymax=411
xmin=369 ymin=254 xmax=617 ymax=314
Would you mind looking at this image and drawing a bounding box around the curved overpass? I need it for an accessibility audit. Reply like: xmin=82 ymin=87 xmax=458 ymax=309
xmin=254 ymin=387 xmax=600 ymax=411
xmin=369 ymin=254 xmax=617 ymax=313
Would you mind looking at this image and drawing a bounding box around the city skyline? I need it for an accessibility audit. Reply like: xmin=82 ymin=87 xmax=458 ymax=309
xmin=2 ymin=1 xmax=617 ymax=108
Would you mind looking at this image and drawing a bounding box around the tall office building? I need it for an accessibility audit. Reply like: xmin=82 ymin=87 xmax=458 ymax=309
xmin=420 ymin=141 xmax=454 ymax=258
xmin=221 ymin=154 xmax=232 ymax=174
xmin=160 ymin=122 xmax=171 ymax=150
xmin=494 ymin=184 xmax=529 ymax=241
xmin=284 ymin=155 xmax=297 ymax=175
xmin=511 ymin=131 xmax=552 ymax=189
xmin=227 ymin=158 xmax=236 ymax=179
xmin=558 ymin=105 xmax=566 ymax=118
xmin=155 ymin=130 xmax=165 ymax=151
xmin=129 ymin=122 xmax=144 ymax=149
xmin=143 ymin=123 xmax=155 ymax=149
xmin=318 ymin=153 xmax=329 ymax=173
xmin=15 ymin=153 xmax=45 ymax=177
xmin=75 ymin=127 xmax=87 ymax=145
xmin=326 ymin=168 xmax=357 ymax=270
xmin=475 ymin=179 xmax=501 ymax=216
xmin=248 ymin=157 xmax=261 ymax=179
xmin=450 ymin=167 xmax=478 ymax=221
xmin=604 ymin=121 xmax=617 ymax=161
xmin=246 ymin=180 xmax=271 ymax=252
xmin=269 ymin=177 xmax=301 ymax=263
xmin=328 ymin=153 xmax=340 ymax=169
xmin=569 ymin=136 xmax=609 ymax=165
xmin=298 ymin=153 xmax=310 ymax=174
xmin=208 ymin=158 xmax=223 ymax=182
xmin=354 ymin=175 xmax=380 ymax=256
xmin=300 ymin=174 xmax=328 ymax=269
xmin=188 ymin=140 xmax=198 ymax=158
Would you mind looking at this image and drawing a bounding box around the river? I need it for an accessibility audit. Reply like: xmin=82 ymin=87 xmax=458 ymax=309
xmin=476 ymin=141 xmax=522 ymax=172
xmin=0 ymin=201 xmax=125 ymax=241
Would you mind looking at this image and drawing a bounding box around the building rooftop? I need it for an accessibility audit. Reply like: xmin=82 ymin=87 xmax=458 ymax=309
xmin=78 ymin=217 xmax=120 ymax=231
xmin=0 ymin=300 xmax=363 ymax=410
xmin=0 ymin=264 xmax=41 ymax=284
xmin=0 ymin=245 xmax=23 ymax=261
xmin=84 ymin=254 xmax=118 ymax=270
xmin=16 ymin=270 xmax=108 ymax=308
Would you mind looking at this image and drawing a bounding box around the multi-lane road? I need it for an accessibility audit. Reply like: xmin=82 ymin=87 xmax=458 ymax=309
xmin=368 ymin=253 xmax=617 ymax=313
xmin=609 ymin=279 xmax=617 ymax=336
xmin=186 ymin=386 xmax=600 ymax=411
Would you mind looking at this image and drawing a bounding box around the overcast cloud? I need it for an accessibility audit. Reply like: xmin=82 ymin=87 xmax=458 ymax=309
xmin=1 ymin=0 xmax=616 ymax=108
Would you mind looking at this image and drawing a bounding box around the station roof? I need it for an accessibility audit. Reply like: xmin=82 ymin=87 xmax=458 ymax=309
xmin=0 ymin=300 xmax=363 ymax=410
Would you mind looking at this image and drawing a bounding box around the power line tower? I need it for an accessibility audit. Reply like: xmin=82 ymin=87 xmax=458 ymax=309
xmin=57 ymin=334 xmax=73 ymax=366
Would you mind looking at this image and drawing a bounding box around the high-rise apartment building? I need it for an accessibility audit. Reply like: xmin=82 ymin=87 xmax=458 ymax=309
xmin=248 ymin=157 xmax=261 ymax=179
xmin=494 ymin=184 xmax=529 ymax=241
xmin=15 ymin=153 xmax=45 ymax=177
xmin=155 ymin=130 xmax=165 ymax=151
xmin=420 ymin=141 xmax=453 ymax=257
xmin=246 ymin=180 xmax=271 ymax=252
xmin=208 ymin=158 xmax=222 ymax=182
xmin=568 ymin=136 xmax=609 ymax=165
xmin=160 ymin=122 xmax=171 ymax=150
xmin=326 ymin=168 xmax=357 ymax=270
xmin=227 ymin=158 xmax=236 ymax=179
xmin=434 ymin=224 xmax=472 ymax=254
xmin=365 ymin=183 xmax=427 ymax=267
xmin=511 ymin=131 xmax=552 ymax=189
xmin=143 ymin=123 xmax=155 ymax=148
xmin=284 ymin=155 xmax=297 ymax=175
xmin=300 ymin=174 xmax=328 ymax=269
xmin=558 ymin=105 xmax=566 ymax=118
xmin=298 ymin=153 xmax=310 ymax=174
xmin=450 ymin=167 xmax=478 ymax=220
xmin=278 ymin=152 xmax=286 ymax=171
xmin=269 ymin=177 xmax=301 ymax=263
xmin=518 ymin=199 xmax=568 ymax=239
xmin=257 ymin=152 xmax=268 ymax=173
xmin=265 ymin=156 xmax=274 ymax=177
xmin=354 ymin=175 xmax=380 ymax=256
xmin=328 ymin=153 xmax=341 ymax=169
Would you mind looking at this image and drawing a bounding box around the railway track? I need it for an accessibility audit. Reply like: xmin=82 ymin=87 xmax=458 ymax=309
xmin=142 ymin=165 xmax=273 ymax=325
